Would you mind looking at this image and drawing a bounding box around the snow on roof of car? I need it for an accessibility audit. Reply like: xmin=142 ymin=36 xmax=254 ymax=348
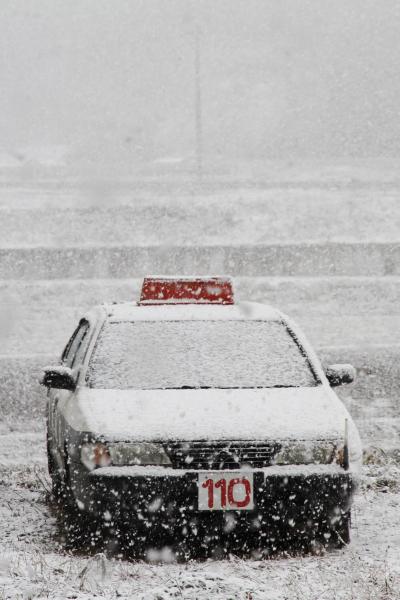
xmin=104 ymin=301 xmax=282 ymax=323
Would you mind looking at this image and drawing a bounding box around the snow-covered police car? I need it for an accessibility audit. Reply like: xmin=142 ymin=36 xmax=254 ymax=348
xmin=41 ymin=276 xmax=362 ymax=551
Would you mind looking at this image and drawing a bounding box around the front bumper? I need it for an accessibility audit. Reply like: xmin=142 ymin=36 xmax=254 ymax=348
xmin=71 ymin=464 xmax=355 ymax=547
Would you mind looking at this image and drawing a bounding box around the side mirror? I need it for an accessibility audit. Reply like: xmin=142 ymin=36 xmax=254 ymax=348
xmin=40 ymin=366 xmax=76 ymax=391
xmin=325 ymin=364 xmax=356 ymax=387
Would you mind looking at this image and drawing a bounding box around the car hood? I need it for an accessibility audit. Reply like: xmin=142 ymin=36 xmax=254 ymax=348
xmin=65 ymin=386 xmax=353 ymax=443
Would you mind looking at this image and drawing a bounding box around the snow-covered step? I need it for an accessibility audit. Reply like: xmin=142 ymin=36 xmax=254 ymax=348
xmin=0 ymin=185 xmax=398 ymax=247
xmin=2 ymin=276 xmax=400 ymax=313
xmin=1 ymin=277 xmax=399 ymax=355
xmin=3 ymin=314 xmax=400 ymax=357
xmin=0 ymin=242 xmax=399 ymax=279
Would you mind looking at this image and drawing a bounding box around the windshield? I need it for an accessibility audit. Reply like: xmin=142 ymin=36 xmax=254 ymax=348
xmin=88 ymin=320 xmax=317 ymax=390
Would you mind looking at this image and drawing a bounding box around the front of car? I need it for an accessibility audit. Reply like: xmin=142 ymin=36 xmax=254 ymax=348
xmin=60 ymin=278 xmax=362 ymax=550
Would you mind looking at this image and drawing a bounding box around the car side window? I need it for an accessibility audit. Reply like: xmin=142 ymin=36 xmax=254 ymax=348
xmin=62 ymin=320 xmax=89 ymax=368
xmin=71 ymin=323 xmax=91 ymax=369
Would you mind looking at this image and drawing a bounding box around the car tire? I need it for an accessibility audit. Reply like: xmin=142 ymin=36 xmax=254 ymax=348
xmin=307 ymin=510 xmax=351 ymax=550
xmin=46 ymin=434 xmax=65 ymax=501
xmin=59 ymin=449 xmax=114 ymax=552
xmin=315 ymin=510 xmax=351 ymax=549
xmin=332 ymin=510 xmax=351 ymax=547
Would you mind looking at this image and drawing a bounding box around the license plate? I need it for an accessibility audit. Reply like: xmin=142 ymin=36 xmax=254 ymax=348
xmin=198 ymin=472 xmax=254 ymax=511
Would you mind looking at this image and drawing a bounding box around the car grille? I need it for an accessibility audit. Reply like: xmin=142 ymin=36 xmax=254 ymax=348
xmin=164 ymin=441 xmax=282 ymax=470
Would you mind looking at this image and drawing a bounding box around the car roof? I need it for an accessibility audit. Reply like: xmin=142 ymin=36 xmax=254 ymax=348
xmin=98 ymin=301 xmax=283 ymax=323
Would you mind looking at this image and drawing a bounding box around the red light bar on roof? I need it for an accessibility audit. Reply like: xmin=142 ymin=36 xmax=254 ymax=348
xmin=139 ymin=277 xmax=234 ymax=305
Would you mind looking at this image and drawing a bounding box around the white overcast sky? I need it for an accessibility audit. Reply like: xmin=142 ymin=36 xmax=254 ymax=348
xmin=1 ymin=0 xmax=400 ymax=162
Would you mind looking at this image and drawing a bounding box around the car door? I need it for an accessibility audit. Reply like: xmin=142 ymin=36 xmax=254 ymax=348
xmin=48 ymin=320 xmax=90 ymax=458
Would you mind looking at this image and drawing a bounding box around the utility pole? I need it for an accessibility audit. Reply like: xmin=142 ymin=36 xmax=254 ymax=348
xmin=194 ymin=23 xmax=203 ymax=180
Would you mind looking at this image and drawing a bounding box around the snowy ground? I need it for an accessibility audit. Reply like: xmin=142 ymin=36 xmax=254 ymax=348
xmin=2 ymin=276 xmax=400 ymax=355
xmin=0 ymin=177 xmax=399 ymax=598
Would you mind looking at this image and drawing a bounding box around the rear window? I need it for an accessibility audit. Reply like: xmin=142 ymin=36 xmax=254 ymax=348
xmin=87 ymin=320 xmax=317 ymax=390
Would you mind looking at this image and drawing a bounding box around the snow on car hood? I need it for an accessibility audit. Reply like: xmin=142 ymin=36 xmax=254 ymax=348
xmin=65 ymin=386 xmax=352 ymax=443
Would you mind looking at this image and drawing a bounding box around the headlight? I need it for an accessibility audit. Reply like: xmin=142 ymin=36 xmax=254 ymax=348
xmin=80 ymin=442 xmax=172 ymax=469
xmin=108 ymin=442 xmax=172 ymax=466
xmin=80 ymin=443 xmax=112 ymax=471
xmin=272 ymin=441 xmax=338 ymax=465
